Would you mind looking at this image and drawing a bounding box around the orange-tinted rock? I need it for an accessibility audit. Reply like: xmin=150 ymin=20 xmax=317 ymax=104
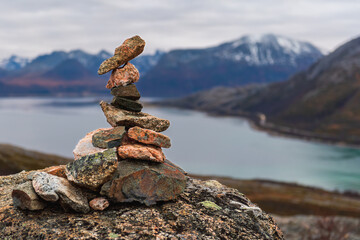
xmin=117 ymin=143 xmax=165 ymax=163
xmin=100 ymin=101 xmax=170 ymax=132
xmin=89 ymin=197 xmax=109 ymax=211
xmin=98 ymin=35 xmax=145 ymax=75
xmin=73 ymin=128 xmax=110 ymax=160
xmin=43 ymin=165 xmax=67 ymax=178
xmin=106 ymin=63 xmax=139 ymax=89
xmin=128 ymin=126 xmax=171 ymax=148
xmin=100 ymin=159 xmax=186 ymax=206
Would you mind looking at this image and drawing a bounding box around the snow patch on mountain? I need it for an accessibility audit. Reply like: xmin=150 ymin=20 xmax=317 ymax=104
xmin=0 ymin=55 xmax=29 ymax=70
xmin=216 ymin=34 xmax=322 ymax=66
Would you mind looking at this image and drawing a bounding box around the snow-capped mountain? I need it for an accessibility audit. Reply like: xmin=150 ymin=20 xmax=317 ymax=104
xmin=138 ymin=34 xmax=324 ymax=97
xmin=0 ymin=55 xmax=29 ymax=71
xmin=215 ymin=34 xmax=323 ymax=66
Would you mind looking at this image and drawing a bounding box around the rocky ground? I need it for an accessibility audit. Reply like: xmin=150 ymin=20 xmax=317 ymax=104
xmin=1 ymin=144 xmax=360 ymax=238
xmin=0 ymin=170 xmax=283 ymax=239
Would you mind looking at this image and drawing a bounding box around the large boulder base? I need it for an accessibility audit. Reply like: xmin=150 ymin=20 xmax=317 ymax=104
xmin=0 ymin=171 xmax=283 ymax=239
xmin=65 ymin=148 xmax=118 ymax=191
xmin=101 ymin=159 xmax=185 ymax=205
xmin=100 ymin=101 xmax=170 ymax=132
xmin=98 ymin=35 xmax=145 ymax=75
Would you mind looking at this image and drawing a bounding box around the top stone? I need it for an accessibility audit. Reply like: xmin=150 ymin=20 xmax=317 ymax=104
xmin=98 ymin=36 xmax=145 ymax=75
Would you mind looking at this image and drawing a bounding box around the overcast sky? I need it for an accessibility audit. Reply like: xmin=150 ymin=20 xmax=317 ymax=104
xmin=0 ymin=0 xmax=359 ymax=59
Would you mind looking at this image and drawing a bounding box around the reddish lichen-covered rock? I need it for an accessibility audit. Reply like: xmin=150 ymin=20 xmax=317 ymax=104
xmin=89 ymin=197 xmax=110 ymax=211
xmin=73 ymin=128 xmax=110 ymax=160
xmin=106 ymin=63 xmax=140 ymax=89
xmin=11 ymin=181 xmax=46 ymax=211
xmin=98 ymin=35 xmax=145 ymax=75
xmin=110 ymin=84 xmax=141 ymax=100
xmin=92 ymin=126 xmax=126 ymax=149
xmin=32 ymin=172 xmax=90 ymax=213
xmin=100 ymin=159 xmax=186 ymax=206
xmin=100 ymin=101 xmax=170 ymax=132
xmin=117 ymin=143 xmax=165 ymax=163
xmin=65 ymin=148 xmax=118 ymax=191
xmin=128 ymin=126 xmax=171 ymax=148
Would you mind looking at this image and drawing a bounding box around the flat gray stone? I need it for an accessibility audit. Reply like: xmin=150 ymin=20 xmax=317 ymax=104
xmin=100 ymin=101 xmax=170 ymax=132
xmin=111 ymin=97 xmax=143 ymax=112
xmin=12 ymin=181 xmax=46 ymax=211
xmin=92 ymin=126 xmax=126 ymax=149
xmin=32 ymin=172 xmax=90 ymax=213
xmin=110 ymin=84 xmax=141 ymax=100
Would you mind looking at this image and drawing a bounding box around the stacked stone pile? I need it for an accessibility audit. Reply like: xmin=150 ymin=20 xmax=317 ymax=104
xmin=11 ymin=36 xmax=187 ymax=213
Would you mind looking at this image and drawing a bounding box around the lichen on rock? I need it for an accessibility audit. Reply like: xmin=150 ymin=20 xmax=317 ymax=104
xmin=1 ymin=171 xmax=283 ymax=239
xmin=65 ymin=148 xmax=118 ymax=191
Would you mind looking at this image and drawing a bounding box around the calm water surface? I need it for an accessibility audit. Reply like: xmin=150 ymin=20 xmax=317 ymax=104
xmin=0 ymin=97 xmax=359 ymax=192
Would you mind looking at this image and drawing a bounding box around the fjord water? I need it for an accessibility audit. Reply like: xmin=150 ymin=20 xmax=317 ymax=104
xmin=0 ymin=97 xmax=359 ymax=192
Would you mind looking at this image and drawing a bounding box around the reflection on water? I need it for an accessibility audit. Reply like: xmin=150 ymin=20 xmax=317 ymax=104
xmin=0 ymin=97 xmax=359 ymax=192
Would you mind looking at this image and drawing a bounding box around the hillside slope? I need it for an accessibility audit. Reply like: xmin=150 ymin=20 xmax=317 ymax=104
xmin=162 ymin=36 xmax=360 ymax=143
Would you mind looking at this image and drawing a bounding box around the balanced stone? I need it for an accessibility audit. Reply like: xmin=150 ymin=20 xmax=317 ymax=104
xmin=128 ymin=126 xmax=171 ymax=148
xmin=106 ymin=63 xmax=139 ymax=89
xmin=32 ymin=172 xmax=90 ymax=213
xmin=117 ymin=143 xmax=165 ymax=163
xmin=65 ymin=148 xmax=118 ymax=191
xmin=100 ymin=159 xmax=186 ymax=206
xmin=100 ymin=101 xmax=170 ymax=132
xmin=92 ymin=126 xmax=126 ymax=149
xmin=98 ymin=35 xmax=145 ymax=75
xmin=73 ymin=128 xmax=110 ymax=160
xmin=12 ymin=181 xmax=46 ymax=211
xmin=110 ymin=84 xmax=141 ymax=100
xmin=111 ymin=97 xmax=143 ymax=112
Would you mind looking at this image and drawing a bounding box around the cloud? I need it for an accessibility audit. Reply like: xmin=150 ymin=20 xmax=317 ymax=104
xmin=0 ymin=0 xmax=359 ymax=58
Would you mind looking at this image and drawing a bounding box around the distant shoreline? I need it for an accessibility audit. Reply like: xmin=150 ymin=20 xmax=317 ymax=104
xmin=151 ymin=103 xmax=360 ymax=149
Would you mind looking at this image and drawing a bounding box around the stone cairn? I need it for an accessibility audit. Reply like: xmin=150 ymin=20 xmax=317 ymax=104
xmin=11 ymin=36 xmax=187 ymax=213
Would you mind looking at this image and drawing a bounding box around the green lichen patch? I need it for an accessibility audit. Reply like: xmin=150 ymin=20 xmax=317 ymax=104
xmin=200 ymin=201 xmax=222 ymax=210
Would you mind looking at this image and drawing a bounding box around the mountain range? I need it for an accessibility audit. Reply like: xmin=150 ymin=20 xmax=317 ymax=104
xmin=162 ymin=35 xmax=360 ymax=144
xmin=0 ymin=34 xmax=322 ymax=97
xmin=137 ymin=34 xmax=324 ymax=97
xmin=0 ymin=49 xmax=163 ymax=96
